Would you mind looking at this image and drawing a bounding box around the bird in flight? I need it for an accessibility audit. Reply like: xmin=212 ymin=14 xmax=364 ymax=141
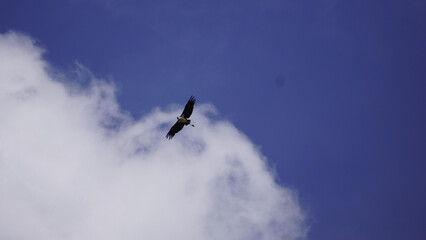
xmin=166 ymin=96 xmax=196 ymax=139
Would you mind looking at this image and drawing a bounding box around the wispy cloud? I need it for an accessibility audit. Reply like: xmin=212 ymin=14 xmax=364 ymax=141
xmin=0 ymin=31 xmax=306 ymax=240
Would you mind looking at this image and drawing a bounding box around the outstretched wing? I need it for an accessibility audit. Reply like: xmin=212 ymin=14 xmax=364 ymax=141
xmin=180 ymin=96 xmax=196 ymax=118
xmin=166 ymin=121 xmax=185 ymax=139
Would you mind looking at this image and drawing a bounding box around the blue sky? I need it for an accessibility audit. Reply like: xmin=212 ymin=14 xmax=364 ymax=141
xmin=1 ymin=0 xmax=425 ymax=239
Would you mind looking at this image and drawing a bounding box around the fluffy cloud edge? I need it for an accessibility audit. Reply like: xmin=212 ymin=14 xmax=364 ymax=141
xmin=0 ymin=31 xmax=307 ymax=240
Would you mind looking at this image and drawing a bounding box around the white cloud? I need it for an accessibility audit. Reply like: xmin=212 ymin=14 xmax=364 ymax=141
xmin=0 ymin=31 xmax=306 ymax=240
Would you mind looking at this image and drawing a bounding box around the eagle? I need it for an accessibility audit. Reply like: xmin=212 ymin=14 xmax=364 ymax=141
xmin=166 ymin=96 xmax=196 ymax=139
